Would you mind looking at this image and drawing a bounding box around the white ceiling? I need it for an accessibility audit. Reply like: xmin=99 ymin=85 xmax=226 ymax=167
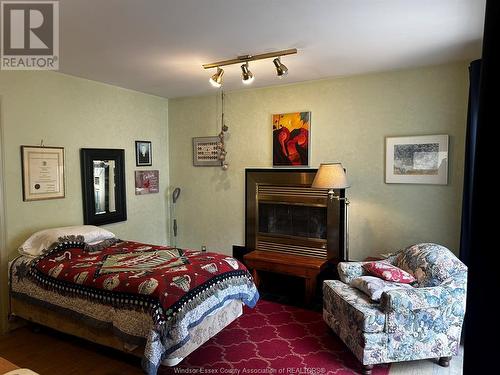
xmin=59 ymin=0 xmax=485 ymax=99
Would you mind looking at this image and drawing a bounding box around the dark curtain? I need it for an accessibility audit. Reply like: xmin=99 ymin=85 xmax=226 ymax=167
xmin=459 ymin=59 xmax=480 ymax=267
xmin=462 ymin=0 xmax=498 ymax=373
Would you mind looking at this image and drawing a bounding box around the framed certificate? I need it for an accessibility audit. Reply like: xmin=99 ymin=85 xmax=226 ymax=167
xmin=21 ymin=146 xmax=65 ymax=201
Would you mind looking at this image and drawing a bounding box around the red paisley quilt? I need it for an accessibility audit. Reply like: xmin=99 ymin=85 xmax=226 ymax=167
xmin=30 ymin=240 xmax=253 ymax=325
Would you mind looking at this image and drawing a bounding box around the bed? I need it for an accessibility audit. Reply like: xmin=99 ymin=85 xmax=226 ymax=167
xmin=9 ymin=226 xmax=259 ymax=375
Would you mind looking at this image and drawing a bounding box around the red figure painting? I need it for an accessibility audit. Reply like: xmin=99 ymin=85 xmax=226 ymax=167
xmin=272 ymin=112 xmax=310 ymax=166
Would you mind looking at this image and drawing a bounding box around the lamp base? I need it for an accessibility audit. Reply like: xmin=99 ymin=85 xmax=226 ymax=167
xmin=326 ymin=189 xmax=350 ymax=262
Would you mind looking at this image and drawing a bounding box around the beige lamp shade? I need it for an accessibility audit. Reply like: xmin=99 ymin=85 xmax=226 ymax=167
xmin=311 ymin=163 xmax=349 ymax=189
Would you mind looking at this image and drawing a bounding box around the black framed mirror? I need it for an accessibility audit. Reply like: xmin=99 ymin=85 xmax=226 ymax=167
xmin=80 ymin=148 xmax=127 ymax=225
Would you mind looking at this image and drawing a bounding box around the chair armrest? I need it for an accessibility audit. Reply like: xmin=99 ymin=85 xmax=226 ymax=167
xmin=337 ymin=261 xmax=370 ymax=284
xmin=380 ymin=286 xmax=448 ymax=312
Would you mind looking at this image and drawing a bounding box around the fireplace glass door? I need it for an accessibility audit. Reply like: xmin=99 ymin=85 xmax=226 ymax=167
xmin=258 ymin=203 xmax=327 ymax=240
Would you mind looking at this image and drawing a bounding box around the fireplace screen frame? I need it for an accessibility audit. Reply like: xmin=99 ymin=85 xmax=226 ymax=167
xmin=245 ymin=168 xmax=345 ymax=261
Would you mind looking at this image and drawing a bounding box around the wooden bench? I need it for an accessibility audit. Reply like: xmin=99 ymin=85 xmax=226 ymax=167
xmin=243 ymin=250 xmax=329 ymax=305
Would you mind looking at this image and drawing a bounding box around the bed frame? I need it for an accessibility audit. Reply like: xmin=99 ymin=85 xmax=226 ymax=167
xmin=10 ymin=297 xmax=145 ymax=357
xmin=10 ymin=295 xmax=242 ymax=366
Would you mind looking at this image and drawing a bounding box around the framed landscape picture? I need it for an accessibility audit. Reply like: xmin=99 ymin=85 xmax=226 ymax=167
xmin=272 ymin=111 xmax=310 ymax=166
xmin=385 ymin=134 xmax=449 ymax=184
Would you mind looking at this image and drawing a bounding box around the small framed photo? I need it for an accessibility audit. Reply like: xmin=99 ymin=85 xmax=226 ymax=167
xmin=135 ymin=141 xmax=152 ymax=166
xmin=21 ymin=145 xmax=65 ymax=201
xmin=385 ymin=134 xmax=449 ymax=184
xmin=135 ymin=170 xmax=159 ymax=195
xmin=193 ymin=136 xmax=221 ymax=166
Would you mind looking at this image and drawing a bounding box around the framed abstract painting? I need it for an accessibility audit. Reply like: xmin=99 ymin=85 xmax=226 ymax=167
xmin=385 ymin=134 xmax=449 ymax=184
xmin=272 ymin=111 xmax=310 ymax=166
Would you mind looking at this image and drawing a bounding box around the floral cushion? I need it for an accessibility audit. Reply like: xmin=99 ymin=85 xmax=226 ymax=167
xmin=362 ymin=261 xmax=416 ymax=284
xmin=350 ymin=276 xmax=413 ymax=301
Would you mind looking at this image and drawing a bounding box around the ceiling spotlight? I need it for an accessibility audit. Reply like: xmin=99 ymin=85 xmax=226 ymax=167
xmin=241 ymin=62 xmax=254 ymax=84
xmin=203 ymin=48 xmax=297 ymax=87
xmin=209 ymin=67 xmax=224 ymax=88
xmin=273 ymin=57 xmax=288 ymax=78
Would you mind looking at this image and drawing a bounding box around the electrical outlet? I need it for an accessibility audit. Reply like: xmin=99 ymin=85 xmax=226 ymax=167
xmin=201 ymin=245 xmax=207 ymax=252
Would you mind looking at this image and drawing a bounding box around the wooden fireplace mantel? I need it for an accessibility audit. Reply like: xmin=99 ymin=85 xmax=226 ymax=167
xmin=244 ymin=250 xmax=330 ymax=305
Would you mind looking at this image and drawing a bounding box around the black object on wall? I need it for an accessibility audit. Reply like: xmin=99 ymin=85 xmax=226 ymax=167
xmin=80 ymin=148 xmax=127 ymax=225
xmin=462 ymin=1 xmax=497 ymax=373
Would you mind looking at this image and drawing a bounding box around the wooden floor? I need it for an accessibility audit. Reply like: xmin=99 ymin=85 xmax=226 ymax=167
xmin=0 ymin=326 xmax=144 ymax=375
xmin=389 ymin=346 xmax=464 ymax=375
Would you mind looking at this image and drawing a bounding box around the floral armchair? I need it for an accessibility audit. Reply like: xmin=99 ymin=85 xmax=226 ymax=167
xmin=323 ymin=243 xmax=467 ymax=374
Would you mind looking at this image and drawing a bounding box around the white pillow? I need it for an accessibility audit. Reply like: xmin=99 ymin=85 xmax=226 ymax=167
xmin=350 ymin=276 xmax=413 ymax=301
xmin=18 ymin=225 xmax=116 ymax=257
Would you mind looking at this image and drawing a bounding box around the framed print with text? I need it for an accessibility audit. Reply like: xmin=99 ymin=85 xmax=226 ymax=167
xmin=21 ymin=146 xmax=65 ymax=201
xmin=135 ymin=170 xmax=159 ymax=195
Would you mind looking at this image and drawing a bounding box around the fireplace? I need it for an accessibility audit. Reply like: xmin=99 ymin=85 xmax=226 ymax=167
xmin=245 ymin=169 xmax=345 ymax=262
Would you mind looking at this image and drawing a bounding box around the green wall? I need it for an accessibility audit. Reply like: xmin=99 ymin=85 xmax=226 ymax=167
xmin=0 ymin=71 xmax=169 ymax=332
xmin=0 ymin=62 xmax=470 ymax=333
xmin=168 ymin=62 xmax=468 ymax=259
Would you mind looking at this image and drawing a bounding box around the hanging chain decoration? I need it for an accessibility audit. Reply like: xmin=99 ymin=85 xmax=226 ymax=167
xmin=218 ymin=91 xmax=229 ymax=170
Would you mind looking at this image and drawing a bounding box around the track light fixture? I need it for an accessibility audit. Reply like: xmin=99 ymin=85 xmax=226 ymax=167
xmin=209 ymin=67 xmax=224 ymax=88
xmin=203 ymin=48 xmax=297 ymax=87
xmin=273 ymin=57 xmax=288 ymax=78
xmin=241 ymin=62 xmax=254 ymax=84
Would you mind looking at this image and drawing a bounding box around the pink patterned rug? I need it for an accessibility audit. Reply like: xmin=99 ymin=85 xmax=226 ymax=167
xmin=159 ymin=300 xmax=389 ymax=375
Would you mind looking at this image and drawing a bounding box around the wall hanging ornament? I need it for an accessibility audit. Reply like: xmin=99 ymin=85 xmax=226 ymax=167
xmin=191 ymin=91 xmax=229 ymax=169
xmin=218 ymin=90 xmax=229 ymax=170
